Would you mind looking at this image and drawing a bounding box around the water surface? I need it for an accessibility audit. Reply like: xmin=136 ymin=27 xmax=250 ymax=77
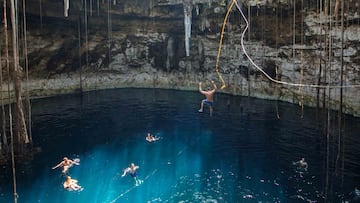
xmin=0 ymin=88 xmax=359 ymax=202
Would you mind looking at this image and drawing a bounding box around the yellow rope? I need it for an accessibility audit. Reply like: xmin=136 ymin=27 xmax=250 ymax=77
xmin=215 ymin=0 xmax=236 ymax=90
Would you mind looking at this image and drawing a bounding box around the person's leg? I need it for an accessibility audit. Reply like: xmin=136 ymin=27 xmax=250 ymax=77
xmin=62 ymin=166 xmax=69 ymax=174
xmin=74 ymin=184 xmax=80 ymax=190
xmin=209 ymin=106 xmax=213 ymax=116
xmin=134 ymin=177 xmax=141 ymax=186
xmin=198 ymin=100 xmax=204 ymax=112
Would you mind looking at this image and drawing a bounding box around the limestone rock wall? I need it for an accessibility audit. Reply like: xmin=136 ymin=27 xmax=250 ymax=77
xmin=0 ymin=0 xmax=359 ymax=116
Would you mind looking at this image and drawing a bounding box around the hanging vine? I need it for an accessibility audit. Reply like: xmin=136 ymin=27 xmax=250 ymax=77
xmin=23 ymin=0 xmax=32 ymax=145
xmin=275 ymin=0 xmax=280 ymax=119
xmin=9 ymin=0 xmax=30 ymax=150
xmin=0 ymin=44 xmax=6 ymax=150
xmin=3 ymin=0 xmax=11 ymax=151
xmin=298 ymin=0 xmax=304 ymax=118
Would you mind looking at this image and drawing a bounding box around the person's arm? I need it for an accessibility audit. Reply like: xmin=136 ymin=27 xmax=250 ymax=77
xmin=52 ymin=162 xmax=63 ymax=169
xmin=199 ymin=82 xmax=206 ymax=94
xmin=211 ymin=80 xmax=217 ymax=91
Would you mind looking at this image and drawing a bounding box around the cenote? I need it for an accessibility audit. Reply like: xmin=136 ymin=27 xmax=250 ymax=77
xmin=0 ymin=88 xmax=359 ymax=203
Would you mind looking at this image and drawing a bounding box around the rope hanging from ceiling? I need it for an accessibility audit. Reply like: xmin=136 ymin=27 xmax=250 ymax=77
xmin=215 ymin=0 xmax=360 ymax=89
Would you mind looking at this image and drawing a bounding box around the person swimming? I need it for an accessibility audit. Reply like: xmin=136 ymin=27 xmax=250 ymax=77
xmin=63 ymin=176 xmax=82 ymax=191
xmin=121 ymin=163 xmax=142 ymax=186
xmin=293 ymin=158 xmax=308 ymax=171
xmin=146 ymin=133 xmax=160 ymax=142
xmin=52 ymin=157 xmax=80 ymax=174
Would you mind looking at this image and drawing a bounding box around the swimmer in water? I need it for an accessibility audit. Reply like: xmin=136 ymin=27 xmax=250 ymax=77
xmin=52 ymin=157 xmax=80 ymax=174
xmin=63 ymin=176 xmax=82 ymax=191
xmin=146 ymin=133 xmax=160 ymax=142
xmin=293 ymin=158 xmax=308 ymax=171
xmin=121 ymin=163 xmax=142 ymax=186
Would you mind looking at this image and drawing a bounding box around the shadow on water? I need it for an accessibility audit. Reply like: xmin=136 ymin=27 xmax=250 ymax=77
xmin=0 ymin=88 xmax=359 ymax=202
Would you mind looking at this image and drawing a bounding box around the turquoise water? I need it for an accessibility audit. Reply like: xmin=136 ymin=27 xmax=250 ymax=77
xmin=0 ymin=88 xmax=359 ymax=202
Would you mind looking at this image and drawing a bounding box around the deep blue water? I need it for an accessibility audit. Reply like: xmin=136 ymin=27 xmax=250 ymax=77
xmin=0 ymin=88 xmax=359 ymax=203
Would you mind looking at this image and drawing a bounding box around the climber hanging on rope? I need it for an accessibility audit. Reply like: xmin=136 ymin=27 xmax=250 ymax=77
xmin=198 ymin=80 xmax=217 ymax=116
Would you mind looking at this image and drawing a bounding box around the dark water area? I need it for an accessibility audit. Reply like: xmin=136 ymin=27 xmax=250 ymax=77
xmin=0 ymin=88 xmax=359 ymax=202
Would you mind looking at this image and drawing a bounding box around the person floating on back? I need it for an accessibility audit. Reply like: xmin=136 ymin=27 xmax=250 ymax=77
xmin=121 ymin=163 xmax=143 ymax=186
xmin=63 ymin=176 xmax=82 ymax=191
xmin=198 ymin=80 xmax=217 ymax=116
xmin=52 ymin=157 xmax=80 ymax=174
xmin=146 ymin=133 xmax=160 ymax=142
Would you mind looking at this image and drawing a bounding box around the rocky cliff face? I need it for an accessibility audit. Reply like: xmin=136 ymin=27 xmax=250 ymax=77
xmin=0 ymin=0 xmax=359 ymax=116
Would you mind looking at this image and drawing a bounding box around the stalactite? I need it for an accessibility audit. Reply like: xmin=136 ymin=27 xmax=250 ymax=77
xmin=183 ymin=0 xmax=192 ymax=57
xmin=64 ymin=0 xmax=69 ymax=17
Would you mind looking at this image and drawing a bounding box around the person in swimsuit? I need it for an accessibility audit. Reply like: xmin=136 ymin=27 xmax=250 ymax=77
xmin=293 ymin=158 xmax=308 ymax=171
xmin=146 ymin=133 xmax=159 ymax=142
xmin=198 ymin=80 xmax=217 ymax=116
xmin=121 ymin=163 xmax=142 ymax=185
xmin=52 ymin=157 xmax=79 ymax=174
xmin=63 ymin=176 xmax=82 ymax=191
